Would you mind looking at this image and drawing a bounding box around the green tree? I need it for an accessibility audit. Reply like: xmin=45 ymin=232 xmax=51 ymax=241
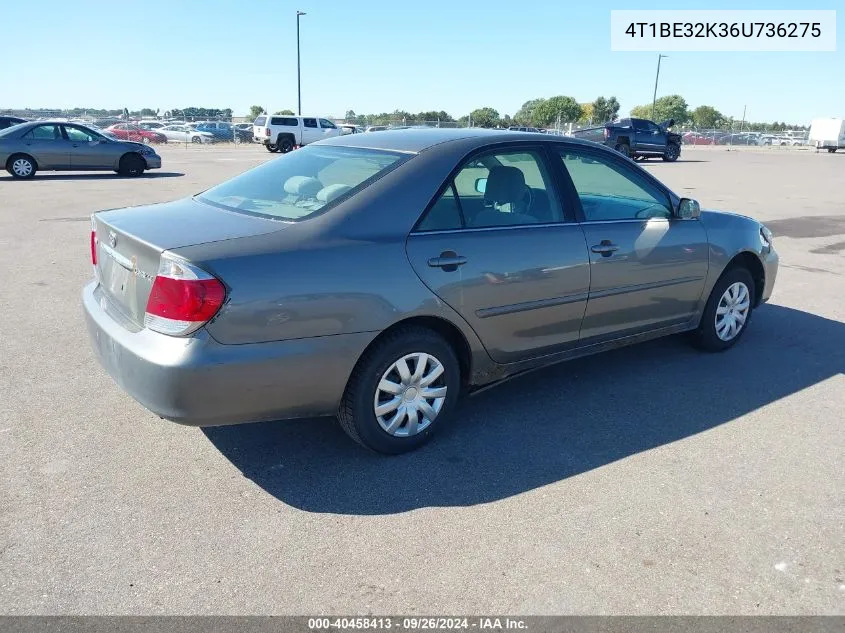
xmin=592 ymin=96 xmax=620 ymax=123
xmin=345 ymin=109 xmax=356 ymax=121
xmin=469 ymin=107 xmax=500 ymax=128
xmin=248 ymin=105 xmax=265 ymax=119
xmin=578 ymin=103 xmax=594 ymax=124
xmin=691 ymin=105 xmax=723 ymax=129
xmin=533 ymin=96 xmax=582 ymax=127
xmin=514 ymin=98 xmax=546 ymax=126
xmin=631 ymin=95 xmax=689 ymax=124
xmin=275 ymin=109 xmax=295 ymax=115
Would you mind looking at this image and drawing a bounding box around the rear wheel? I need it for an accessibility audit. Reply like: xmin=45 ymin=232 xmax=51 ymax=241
xmin=614 ymin=142 xmax=631 ymax=158
xmin=338 ymin=327 xmax=461 ymax=454
xmin=191 ymin=136 xmax=202 ymax=144
xmin=278 ymin=136 xmax=295 ymax=153
xmin=7 ymin=154 xmax=36 ymax=179
xmin=265 ymin=144 xmax=279 ymax=153
xmin=142 ymin=137 xmax=151 ymax=145
xmin=118 ymin=153 xmax=145 ymax=177
xmin=828 ymin=148 xmax=837 ymax=153
xmin=689 ymin=267 xmax=755 ymax=352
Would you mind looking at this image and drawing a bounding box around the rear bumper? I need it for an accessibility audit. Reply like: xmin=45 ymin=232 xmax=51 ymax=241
xmin=82 ymin=282 xmax=375 ymax=426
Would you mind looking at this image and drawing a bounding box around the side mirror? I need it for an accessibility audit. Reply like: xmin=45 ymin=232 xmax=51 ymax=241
xmin=475 ymin=177 xmax=487 ymax=194
xmin=677 ymin=198 xmax=701 ymax=219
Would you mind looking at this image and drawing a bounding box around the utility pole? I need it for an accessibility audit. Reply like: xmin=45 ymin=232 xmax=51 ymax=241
xmin=740 ymin=105 xmax=746 ymax=134
xmin=651 ymin=54 xmax=668 ymax=120
xmin=296 ymin=10 xmax=306 ymax=115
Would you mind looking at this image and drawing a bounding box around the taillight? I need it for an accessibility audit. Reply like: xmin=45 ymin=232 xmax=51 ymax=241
xmin=144 ymin=256 xmax=226 ymax=336
xmin=265 ymin=127 xmax=270 ymax=136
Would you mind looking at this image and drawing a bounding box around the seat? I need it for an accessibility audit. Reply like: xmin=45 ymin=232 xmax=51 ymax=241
xmin=470 ymin=166 xmax=538 ymax=228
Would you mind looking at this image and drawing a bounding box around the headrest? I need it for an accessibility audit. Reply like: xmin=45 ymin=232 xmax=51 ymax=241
xmin=283 ymin=176 xmax=323 ymax=196
xmin=484 ymin=166 xmax=526 ymax=204
xmin=316 ymin=184 xmax=353 ymax=203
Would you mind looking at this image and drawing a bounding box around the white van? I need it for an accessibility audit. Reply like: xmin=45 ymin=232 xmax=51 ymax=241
xmin=252 ymin=115 xmax=341 ymax=153
xmin=808 ymin=118 xmax=845 ymax=153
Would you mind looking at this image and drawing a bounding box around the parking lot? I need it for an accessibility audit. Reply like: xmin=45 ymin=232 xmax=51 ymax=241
xmin=1 ymin=145 xmax=843 ymax=614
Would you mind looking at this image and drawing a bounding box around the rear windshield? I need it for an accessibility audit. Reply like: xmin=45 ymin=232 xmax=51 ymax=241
xmin=253 ymin=116 xmax=266 ymax=126
xmin=198 ymin=145 xmax=408 ymax=221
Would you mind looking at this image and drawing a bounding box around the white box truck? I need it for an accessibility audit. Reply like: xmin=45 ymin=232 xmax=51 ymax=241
xmin=808 ymin=118 xmax=845 ymax=153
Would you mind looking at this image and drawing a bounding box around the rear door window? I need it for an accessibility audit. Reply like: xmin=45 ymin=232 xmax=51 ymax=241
xmin=303 ymin=118 xmax=318 ymax=128
xmin=24 ymin=124 xmax=61 ymax=140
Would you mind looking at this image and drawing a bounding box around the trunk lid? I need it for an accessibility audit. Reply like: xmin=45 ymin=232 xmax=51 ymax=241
xmin=93 ymin=196 xmax=284 ymax=328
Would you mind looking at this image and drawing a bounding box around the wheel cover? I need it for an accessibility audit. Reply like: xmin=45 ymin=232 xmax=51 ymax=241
xmin=373 ymin=352 xmax=448 ymax=437
xmin=715 ymin=282 xmax=751 ymax=341
xmin=12 ymin=159 xmax=32 ymax=176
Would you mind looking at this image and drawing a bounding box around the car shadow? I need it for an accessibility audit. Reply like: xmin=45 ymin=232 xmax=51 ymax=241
xmin=202 ymin=305 xmax=844 ymax=515
xmin=1 ymin=171 xmax=185 ymax=181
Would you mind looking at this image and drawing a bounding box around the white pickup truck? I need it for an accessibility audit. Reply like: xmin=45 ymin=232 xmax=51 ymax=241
xmin=252 ymin=115 xmax=341 ymax=153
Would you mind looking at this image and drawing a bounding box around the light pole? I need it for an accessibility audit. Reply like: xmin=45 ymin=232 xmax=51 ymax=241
xmin=651 ymin=54 xmax=667 ymax=120
xmin=296 ymin=10 xmax=306 ymax=115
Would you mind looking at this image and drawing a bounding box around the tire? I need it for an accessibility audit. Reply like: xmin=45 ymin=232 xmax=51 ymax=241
xmin=689 ymin=267 xmax=756 ymax=352
xmin=265 ymin=144 xmax=279 ymax=153
xmin=7 ymin=154 xmax=36 ymax=179
xmin=338 ymin=327 xmax=461 ymax=454
xmin=614 ymin=142 xmax=631 ymax=158
xmin=828 ymin=148 xmax=837 ymax=153
xmin=663 ymin=143 xmax=681 ymax=162
xmin=117 ymin=153 xmax=145 ymax=177
xmin=142 ymin=137 xmax=151 ymax=145
xmin=191 ymin=136 xmax=201 ymax=144
xmin=278 ymin=136 xmax=295 ymax=153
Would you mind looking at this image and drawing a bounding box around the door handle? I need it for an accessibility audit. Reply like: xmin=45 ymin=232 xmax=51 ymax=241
xmin=427 ymin=251 xmax=467 ymax=272
xmin=591 ymin=241 xmax=619 ymax=257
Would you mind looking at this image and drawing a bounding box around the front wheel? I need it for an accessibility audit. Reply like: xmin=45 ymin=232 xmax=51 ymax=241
xmin=663 ymin=143 xmax=681 ymax=162
xmin=191 ymin=136 xmax=202 ymax=144
xmin=118 ymin=153 xmax=145 ymax=177
xmin=828 ymin=148 xmax=837 ymax=153
xmin=338 ymin=327 xmax=461 ymax=454
xmin=689 ymin=267 xmax=755 ymax=352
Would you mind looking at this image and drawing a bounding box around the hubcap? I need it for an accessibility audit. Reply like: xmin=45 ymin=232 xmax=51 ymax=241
xmin=12 ymin=159 xmax=32 ymax=176
xmin=373 ymin=352 xmax=448 ymax=437
xmin=715 ymin=282 xmax=750 ymax=341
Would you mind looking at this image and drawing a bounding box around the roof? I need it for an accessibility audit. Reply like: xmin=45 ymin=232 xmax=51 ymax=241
xmin=318 ymin=127 xmax=594 ymax=153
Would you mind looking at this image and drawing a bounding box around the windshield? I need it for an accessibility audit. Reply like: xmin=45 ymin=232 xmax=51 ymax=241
xmin=198 ymin=145 xmax=408 ymax=221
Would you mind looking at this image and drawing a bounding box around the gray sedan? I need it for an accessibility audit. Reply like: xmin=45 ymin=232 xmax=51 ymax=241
xmin=0 ymin=121 xmax=161 ymax=179
xmin=83 ymin=129 xmax=778 ymax=453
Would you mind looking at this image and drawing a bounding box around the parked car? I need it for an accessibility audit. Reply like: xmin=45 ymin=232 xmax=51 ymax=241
xmin=193 ymin=121 xmax=251 ymax=143
xmin=158 ymin=125 xmax=216 ymax=144
xmin=137 ymin=120 xmax=167 ymax=130
xmin=508 ymin=126 xmax=540 ymax=132
xmin=252 ymin=115 xmax=341 ymax=152
xmin=0 ymin=116 xmax=27 ymax=130
xmin=105 ymin=124 xmax=167 ymax=144
xmin=808 ymin=118 xmax=845 ymax=153
xmin=1 ymin=121 xmax=161 ymax=178
xmin=572 ymin=117 xmax=682 ymax=161
xmin=82 ymin=129 xmax=778 ymax=454
xmin=365 ymin=125 xmax=389 ymax=132
xmin=340 ymin=124 xmax=364 ymax=135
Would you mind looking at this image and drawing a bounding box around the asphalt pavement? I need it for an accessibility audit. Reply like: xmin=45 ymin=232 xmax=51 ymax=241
xmin=1 ymin=145 xmax=843 ymax=614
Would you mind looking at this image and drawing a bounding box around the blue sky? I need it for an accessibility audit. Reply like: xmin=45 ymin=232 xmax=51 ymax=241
xmin=2 ymin=0 xmax=841 ymax=123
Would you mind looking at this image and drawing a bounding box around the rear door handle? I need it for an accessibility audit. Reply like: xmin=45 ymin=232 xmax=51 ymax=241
xmin=591 ymin=242 xmax=619 ymax=257
xmin=428 ymin=251 xmax=467 ymax=272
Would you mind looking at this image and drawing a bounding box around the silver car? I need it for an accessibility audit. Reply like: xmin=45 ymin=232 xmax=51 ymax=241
xmin=0 ymin=121 xmax=161 ymax=179
xmin=83 ymin=129 xmax=778 ymax=453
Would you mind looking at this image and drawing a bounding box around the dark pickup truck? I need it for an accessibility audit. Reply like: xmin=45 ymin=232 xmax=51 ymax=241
xmin=572 ymin=117 xmax=682 ymax=162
